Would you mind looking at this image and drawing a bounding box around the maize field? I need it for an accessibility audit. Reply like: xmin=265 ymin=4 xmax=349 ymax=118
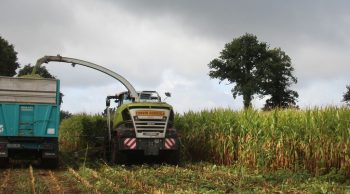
xmin=2 ymin=107 xmax=350 ymax=193
xmin=176 ymin=107 xmax=350 ymax=177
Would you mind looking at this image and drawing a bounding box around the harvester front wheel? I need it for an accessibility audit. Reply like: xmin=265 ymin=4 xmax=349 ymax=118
xmin=165 ymin=150 xmax=180 ymax=165
xmin=110 ymin=138 xmax=127 ymax=164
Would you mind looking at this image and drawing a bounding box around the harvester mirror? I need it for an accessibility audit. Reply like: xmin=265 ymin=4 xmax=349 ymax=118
xmin=59 ymin=92 xmax=64 ymax=105
xmin=106 ymin=99 xmax=110 ymax=107
xmin=165 ymin=92 xmax=171 ymax=97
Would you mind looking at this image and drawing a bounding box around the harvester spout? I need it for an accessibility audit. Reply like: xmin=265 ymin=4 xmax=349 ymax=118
xmin=33 ymin=55 xmax=140 ymax=102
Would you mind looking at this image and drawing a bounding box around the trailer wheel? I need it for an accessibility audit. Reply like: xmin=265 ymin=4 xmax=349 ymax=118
xmin=0 ymin=157 xmax=9 ymax=168
xmin=42 ymin=157 xmax=59 ymax=169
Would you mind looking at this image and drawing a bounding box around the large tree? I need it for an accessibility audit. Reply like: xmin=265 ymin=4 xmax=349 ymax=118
xmin=208 ymin=33 xmax=268 ymax=108
xmin=258 ymin=48 xmax=298 ymax=110
xmin=0 ymin=36 xmax=20 ymax=76
xmin=208 ymin=33 xmax=299 ymax=109
xmin=18 ymin=64 xmax=55 ymax=79
xmin=343 ymin=85 xmax=350 ymax=106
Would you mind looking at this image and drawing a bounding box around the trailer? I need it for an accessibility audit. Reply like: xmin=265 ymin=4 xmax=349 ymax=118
xmin=0 ymin=76 xmax=60 ymax=168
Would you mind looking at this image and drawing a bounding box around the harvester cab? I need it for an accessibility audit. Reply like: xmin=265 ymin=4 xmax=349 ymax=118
xmin=112 ymin=91 xmax=163 ymax=106
xmin=33 ymin=55 xmax=180 ymax=164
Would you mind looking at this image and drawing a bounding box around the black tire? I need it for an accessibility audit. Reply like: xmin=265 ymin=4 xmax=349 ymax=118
xmin=42 ymin=157 xmax=59 ymax=169
xmin=115 ymin=150 xmax=127 ymax=164
xmin=110 ymin=138 xmax=117 ymax=164
xmin=0 ymin=157 xmax=9 ymax=168
xmin=110 ymin=138 xmax=127 ymax=164
xmin=165 ymin=150 xmax=180 ymax=165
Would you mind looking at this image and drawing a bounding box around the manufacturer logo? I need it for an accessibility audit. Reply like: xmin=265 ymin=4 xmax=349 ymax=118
xmin=136 ymin=110 xmax=165 ymax=116
xmin=21 ymin=106 xmax=33 ymax=111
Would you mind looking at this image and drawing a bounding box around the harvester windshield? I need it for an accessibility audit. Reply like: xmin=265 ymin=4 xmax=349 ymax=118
xmin=139 ymin=91 xmax=161 ymax=102
xmin=116 ymin=91 xmax=162 ymax=106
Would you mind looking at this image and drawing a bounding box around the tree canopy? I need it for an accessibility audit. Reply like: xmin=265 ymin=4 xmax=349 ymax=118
xmin=258 ymin=48 xmax=298 ymax=110
xmin=208 ymin=33 xmax=268 ymax=108
xmin=18 ymin=64 xmax=55 ymax=79
xmin=0 ymin=36 xmax=20 ymax=76
xmin=343 ymin=85 xmax=350 ymax=105
xmin=208 ymin=33 xmax=298 ymax=109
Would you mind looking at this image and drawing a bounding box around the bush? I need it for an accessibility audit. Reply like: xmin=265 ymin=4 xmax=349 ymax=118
xmin=59 ymin=114 xmax=107 ymax=155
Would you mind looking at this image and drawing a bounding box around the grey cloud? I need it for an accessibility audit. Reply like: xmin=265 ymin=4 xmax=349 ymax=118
xmin=0 ymin=0 xmax=75 ymax=58
xmin=114 ymin=0 xmax=350 ymax=86
xmin=1 ymin=0 xmax=349 ymax=112
xmin=114 ymin=0 xmax=350 ymax=43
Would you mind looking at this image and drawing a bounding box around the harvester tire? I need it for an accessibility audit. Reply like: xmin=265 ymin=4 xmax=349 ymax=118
xmin=165 ymin=150 xmax=180 ymax=165
xmin=110 ymin=139 xmax=117 ymax=163
xmin=110 ymin=138 xmax=127 ymax=164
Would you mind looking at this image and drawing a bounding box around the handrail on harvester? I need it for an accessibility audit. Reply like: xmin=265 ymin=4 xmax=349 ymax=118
xmin=33 ymin=55 xmax=140 ymax=102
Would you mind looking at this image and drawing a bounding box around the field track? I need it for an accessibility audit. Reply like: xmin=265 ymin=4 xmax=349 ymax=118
xmin=0 ymin=160 xmax=348 ymax=193
xmin=0 ymin=160 xmax=84 ymax=194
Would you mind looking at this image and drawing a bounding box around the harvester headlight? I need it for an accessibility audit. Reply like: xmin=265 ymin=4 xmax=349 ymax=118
xmin=133 ymin=116 xmax=139 ymax=121
xmin=162 ymin=116 xmax=167 ymax=121
xmin=47 ymin=128 xmax=55 ymax=135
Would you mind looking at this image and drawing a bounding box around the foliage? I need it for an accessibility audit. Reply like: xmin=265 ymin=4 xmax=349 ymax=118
xmin=175 ymin=107 xmax=350 ymax=177
xmin=18 ymin=74 xmax=44 ymax=79
xmin=18 ymin=64 xmax=55 ymax=78
xmin=0 ymin=36 xmax=20 ymax=76
xmin=208 ymin=33 xmax=268 ymax=108
xmin=258 ymin=48 xmax=299 ymax=110
xmin=343 ymin=85 xmax=350 ymax=105
xmin=208 ymin=33 xmax=298 ymax=109
xmin=59 ymin=114 xmax=107 ymax=155
xmin=60 ymin=110 xmax=73 ymax=121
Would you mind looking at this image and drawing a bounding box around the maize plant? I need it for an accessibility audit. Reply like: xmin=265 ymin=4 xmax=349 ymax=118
xmin=175 ymin=107 xmax=350 ymax=177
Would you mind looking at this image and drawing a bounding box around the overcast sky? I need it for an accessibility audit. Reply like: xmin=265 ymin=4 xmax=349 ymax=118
xmin=1 ymin=0 xmax=349 ymax=113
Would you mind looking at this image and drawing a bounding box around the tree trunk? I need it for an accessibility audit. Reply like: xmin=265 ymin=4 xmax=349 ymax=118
xmin=243 ymin=94 xmax=252 ymax=109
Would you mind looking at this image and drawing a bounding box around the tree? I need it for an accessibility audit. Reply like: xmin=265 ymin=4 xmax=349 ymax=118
xmin=60 ymin=110 xmax=72 ymax=121
xmin=0 ymin=36 xmax=20 ymax=76
xmin=208 ymin=33 xmax=268 ymax=108
xmin=343 ymin=85 xmax=350 ymax=106
xmin=18 ymin=64 xmax=55 ymax=78
xmin=208 ymin=33 xmax=299 ymax=109
xmin=258 ymin=48 xmax=298 ymax=110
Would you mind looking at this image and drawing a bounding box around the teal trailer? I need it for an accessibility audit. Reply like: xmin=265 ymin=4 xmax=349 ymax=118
xmin=0 ymin=76 xmax=60 ymax=167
